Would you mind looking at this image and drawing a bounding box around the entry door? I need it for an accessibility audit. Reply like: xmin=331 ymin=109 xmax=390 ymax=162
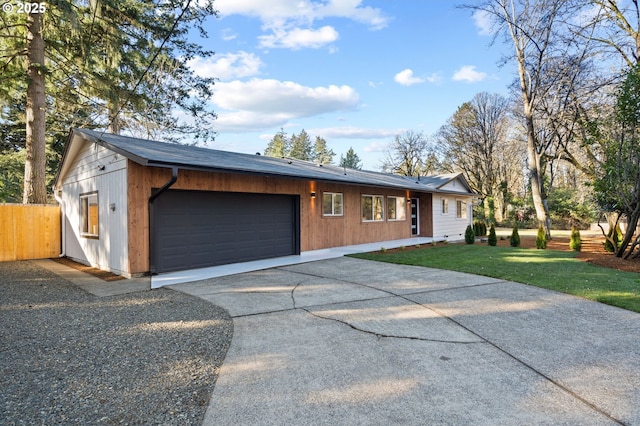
xmin=410 ymin=198 xmax=419 ymax=236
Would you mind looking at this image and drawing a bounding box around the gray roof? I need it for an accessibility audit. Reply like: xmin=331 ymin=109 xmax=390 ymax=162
xmin=56 ymin=128 xmax=475 ymax=195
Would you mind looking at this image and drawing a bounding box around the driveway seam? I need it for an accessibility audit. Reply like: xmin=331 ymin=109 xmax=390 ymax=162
xmin=280 ymin=265 xmax=626 ymax=424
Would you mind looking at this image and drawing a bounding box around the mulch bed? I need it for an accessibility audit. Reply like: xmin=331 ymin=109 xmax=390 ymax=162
xmin=386 ymin=233 xmax=640 ymax=274
xmin=51 ymin=257 xmax=126 ymax=281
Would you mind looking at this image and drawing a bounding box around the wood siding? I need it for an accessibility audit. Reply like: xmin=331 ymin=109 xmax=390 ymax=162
xmin=60 ymin=143 xmax=130 ymax=276
xmin=0 ymin=204 xmax=61 ymax=261
xmin=127 ymin=162 xmax=434 ymax=274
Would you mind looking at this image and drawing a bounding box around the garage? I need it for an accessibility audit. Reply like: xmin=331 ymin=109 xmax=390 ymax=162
xmin=151 ymin=190 xmax=300 ymax=273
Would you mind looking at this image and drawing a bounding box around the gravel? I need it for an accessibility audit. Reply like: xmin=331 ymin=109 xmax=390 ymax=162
xmin=0 ymin=260 xmax=233 ymax=425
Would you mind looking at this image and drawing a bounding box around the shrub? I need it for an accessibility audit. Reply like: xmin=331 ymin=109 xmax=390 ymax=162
xmin=510 ymin=225 xmax=521 ymax=247
xmin=487 ymin=224 xmax=497 ymax=246
xmin=569 ymin=227 xmax=582 ymax=251
xmin=536 ymin=226 xmax=547 ymax=249
xmin=604 ymin=225 xmax=623 ymax=253
xmin=473 ymin=221 xmax=486 ymax=237
xmin=465 ymin=225 xmax=475 ymax=244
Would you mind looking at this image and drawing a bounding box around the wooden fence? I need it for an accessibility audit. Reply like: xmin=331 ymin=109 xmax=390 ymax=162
xmin=0 ymin=204 xmax=61 ymax=261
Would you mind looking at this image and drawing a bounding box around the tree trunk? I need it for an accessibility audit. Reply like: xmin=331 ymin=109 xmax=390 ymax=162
xmin=108 ymin=104 xmax=121 ymax=134
xmin=617 ymin=196 xmax=640 ymax=259
xmin=524 ymin=107 xmax=551 ymax=237
xmin=23 ymin=12 xmax=47 ymax=204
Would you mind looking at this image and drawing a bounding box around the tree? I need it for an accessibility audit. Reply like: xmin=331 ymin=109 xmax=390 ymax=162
xmin=592 ymin=64 xmax=640 ymax=259
xmin=586 ymin=0 xmax=640 ymax=68
xmin=382 ymin=130 xmax=436 ymax=176
xmin=465 ymin=225 xmax=476 ymax=244
xmin=288 ymin=130 xmax=313 ymax=161
xmin=264 ymin=129 xmax=290 ymax=157
xmin=312 ymin=136 xmax=335 ymax=165
xmin=437 ymin=92 xmax=523 ymax=222
xmin=467 ymin=0 xmax=588 ymax=237
xmin=22 ymin=11 xmax=47 ymax=203
xmin=339 ymin=147 xmax=363 ymax=170
xmin=1 ymin=0 xmax=218 ymax=203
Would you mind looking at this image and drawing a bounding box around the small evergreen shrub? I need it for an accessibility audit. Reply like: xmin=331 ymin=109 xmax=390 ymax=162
xmin=536 ymin=226 xmax=547 ymax=249
xmin=487 ymin=224 xmax=497 ymax=246
xmin=473 ymin=221 xmax=486 ymax=237
xmin=509 ymin=225 xmax=521 ymax=247
xmin=569 ymin=227 xmax=582 ymax=251
xmin=465 ymin=225 xmax=475 ymax=244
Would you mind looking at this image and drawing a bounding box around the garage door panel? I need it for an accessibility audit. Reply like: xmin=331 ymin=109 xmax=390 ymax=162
xmin=152 ymin=190 xmax=299 ymax=273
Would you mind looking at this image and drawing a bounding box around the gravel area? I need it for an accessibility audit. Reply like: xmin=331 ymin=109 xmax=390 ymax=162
xmin=0 ymin=260 xmax=233 ymax=425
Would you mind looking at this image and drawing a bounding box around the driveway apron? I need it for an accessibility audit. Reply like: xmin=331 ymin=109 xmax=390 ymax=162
xmin=173 ymin=257 xmax=640 ymax=425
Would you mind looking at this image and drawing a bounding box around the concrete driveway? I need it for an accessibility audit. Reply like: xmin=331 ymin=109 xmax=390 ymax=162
xmin=173 ymin=257 xmax=640 ymax=425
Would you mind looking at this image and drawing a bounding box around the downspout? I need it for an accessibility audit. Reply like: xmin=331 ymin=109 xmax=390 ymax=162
xmin=53 ymin=188 xmax=66 ymax=257
xmin=148 ymin=166 xmax=178 ymax=275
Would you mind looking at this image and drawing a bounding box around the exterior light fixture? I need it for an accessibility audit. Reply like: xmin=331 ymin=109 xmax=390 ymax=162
xmin=311 ymin=191 xmax=316 ymax=198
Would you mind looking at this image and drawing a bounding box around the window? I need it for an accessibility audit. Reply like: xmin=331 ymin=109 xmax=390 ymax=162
xmin=323 ymin=192 xmax=343 ymax=216
xmin=362 ymin=195 xmax=384 ymax=222
xmin=80 ymin=192 xmax=99 ymax=238
xmin=387 ymin=196 xmax=406 ymax=221
xmin=456 ymin=200 xmax=467 ymax=219
xmin=441 ymin=198 xmax=449 ymax=214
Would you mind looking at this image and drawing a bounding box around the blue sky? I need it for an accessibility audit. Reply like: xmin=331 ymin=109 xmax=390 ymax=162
xmin=188 ymin=0 xmax=513 ymax=170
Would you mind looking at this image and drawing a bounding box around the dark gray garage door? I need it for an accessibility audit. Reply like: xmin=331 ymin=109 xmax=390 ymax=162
xmin=151 ymin=190 xmax=300 ymax=273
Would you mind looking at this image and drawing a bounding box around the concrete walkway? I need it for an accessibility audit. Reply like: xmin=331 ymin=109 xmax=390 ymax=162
xmin=152 ymin=237 xmax=435 ymax=287
xmin=173 ymin=257 xmax=640 ymax=425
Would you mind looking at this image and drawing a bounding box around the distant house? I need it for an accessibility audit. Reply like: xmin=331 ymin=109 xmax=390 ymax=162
xmin=53 ymin=128 xmax=475 ymax=279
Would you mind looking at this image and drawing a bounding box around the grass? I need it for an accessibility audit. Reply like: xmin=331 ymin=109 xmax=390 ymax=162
xmin=350 ymin=244 xmax=640 ymax=313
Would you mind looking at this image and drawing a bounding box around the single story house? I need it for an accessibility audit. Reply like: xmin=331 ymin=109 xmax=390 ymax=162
xmin=53 ymin=128 xmax=476 ymax=279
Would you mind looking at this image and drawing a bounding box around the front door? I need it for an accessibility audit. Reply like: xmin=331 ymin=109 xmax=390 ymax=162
xmin=410 ymin=198 xmax=419 ymax=236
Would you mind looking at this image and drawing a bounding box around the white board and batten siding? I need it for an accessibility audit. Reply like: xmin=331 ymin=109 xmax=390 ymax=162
xmin=432 ymin=178 xmax=473 ymax=241
xmin=61 ymin=142 xmax=130 ymax=276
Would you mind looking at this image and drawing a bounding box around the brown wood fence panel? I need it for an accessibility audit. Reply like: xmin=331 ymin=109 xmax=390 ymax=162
xmin=0 ymin=204 xmax=61 ymax=261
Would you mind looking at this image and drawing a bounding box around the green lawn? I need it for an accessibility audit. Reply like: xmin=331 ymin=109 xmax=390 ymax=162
xmin=350 ymin=244 xmax=640 ymax=313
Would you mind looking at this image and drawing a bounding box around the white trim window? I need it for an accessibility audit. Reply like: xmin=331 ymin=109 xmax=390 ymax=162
xmin=80 ymin=192 xmax=99 ymax=238
xmin=456 ymin=200 xmax=467 ymax=219
xmin=387 ymin=196 xmax=406 ymax=221
xmin=362 ymin=194 xmax=384 ymax=222
xmin=441 ymin=198 xmax=449 ymax=215
xmin=323 ymin=192 xmax=344 ymax=216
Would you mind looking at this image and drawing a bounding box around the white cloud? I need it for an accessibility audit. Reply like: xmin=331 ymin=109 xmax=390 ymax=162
xmin=363 ymin=141 xmax=389 ymax=153
xmin=221 ymin=28 xmax=237 ymax=41
xmin=215 ymin=0 xmax=389 ymax=51
xmin=215 ymin=78 xmax=359 ymax=113
xmin=452 ymin=65 xmax=487 ymax=83
xmin=214 ymin=111 xmax=292 ymax=132
xmin=188 ymin=52 xmax=263 ymax=81
xmin=394 ymin=69 xmax=425 ymax=86
xmin=472 ymin=10 xmax=494 ymax=36
xmin=309 ymin=126 xmax=402 ymax=139
xmin=425 ymin=73 xmax=442 ymax=84
xmin=215 ymin=0 xmax=389 ymax=30
xmin=211 ymin=78 xmax=360 ymax=132
xmin=259 ymin=25 xmax=339 ymax=49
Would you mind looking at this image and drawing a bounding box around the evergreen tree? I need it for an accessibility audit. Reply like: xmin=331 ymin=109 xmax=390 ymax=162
xmin=312 ymin=136 xmax=335 ymax=164
xmin=465 ymin=225 xmax=475 ymax=244
xmin=509 ymin=225 xmax=521 ymax=247
xmin=339 ymin=147 xmax=363 ymax=170
xmin=264 ymin=129 xmax=290 ymax=157
xmin=569 ymin=227 xmax=582 ymax=252
xmin=536 ymin=226 xmax=547 ymax=249
xmin=0 ymin=0 xmax=218 ymax=203
xmin=288 ymin=130 xmax=313 ymax=161
xmin=487 ymin=224 xmax=497 ymax=246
